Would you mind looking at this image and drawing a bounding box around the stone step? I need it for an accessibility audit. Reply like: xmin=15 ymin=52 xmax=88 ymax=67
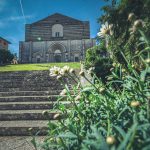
xmin=0 ymin=110 xmax=61 ymax=120
xmin=0 ymin=95 xmax=58 ymax=102
xmin=0 ymin=101 xmax=69 ymax=110
xmin=0 ymin=84 xmax=60 ymax=88
xmin=0 ymin=95 xmax=67 ymax=102
xmin=0 ymin=81 xmax=56 ymax=85
xmin=0 ymin=70 xmax=49 ymax=76
xmin=0 ymin=90 xmax=62 ymax=96
xmin=0 ymin=121 xmax=49 ymax=136
xmin=0 ymin=87 xmax=64 ymax=92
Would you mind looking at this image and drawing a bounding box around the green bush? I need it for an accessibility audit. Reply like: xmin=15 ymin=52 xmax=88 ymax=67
xmin=32 ymin=1 xmax=150 ymax=149
xmin=33 ymin=30 xmax=150 ymax=149
xmin=84 ymin=42 xmax=112 ymax=82
xmin=98 ymin=0 xmax=150 ymax=68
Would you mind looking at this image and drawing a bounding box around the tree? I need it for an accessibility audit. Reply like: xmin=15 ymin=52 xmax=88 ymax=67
xmin=98 ymin=0 xmax=150 ymax=66
xmin=0 ymin=49 xmax=14 ymax=64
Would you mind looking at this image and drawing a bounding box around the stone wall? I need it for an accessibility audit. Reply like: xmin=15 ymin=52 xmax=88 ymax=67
xmin=19 ymin=39 xmax=96 ymax=63
xmin=25 ymin=13 xmax=90 ymax=42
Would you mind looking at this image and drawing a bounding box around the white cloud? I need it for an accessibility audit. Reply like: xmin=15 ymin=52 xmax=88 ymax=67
xmin=0 ymin=15 xmax=35 ymax=24
xmin=8 ymin=15 xmax=34 ymax=21
xmin=0 ymin=14 xmax=35 ymax=29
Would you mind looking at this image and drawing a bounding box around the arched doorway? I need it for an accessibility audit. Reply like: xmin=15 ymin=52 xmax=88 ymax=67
xmin=48 ymin=43 xmax=66 ymax=62
xmin=54 ymin=50 xmax=62 ymax=62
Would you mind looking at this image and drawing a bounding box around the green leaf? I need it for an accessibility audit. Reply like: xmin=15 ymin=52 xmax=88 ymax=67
xmin=113 ymin=126 xmax=126 ymax=138
xmin=117 ymin=123 xmax=138 ymax=150
xmin=58 ymin=131 xmax=77 ymax=139
xmin=81 ymin=86 xmax=95 ymax=92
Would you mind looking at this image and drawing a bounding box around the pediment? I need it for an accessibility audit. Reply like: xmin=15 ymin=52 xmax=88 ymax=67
xmin=31 ymin=13 xmax=83 ymax=25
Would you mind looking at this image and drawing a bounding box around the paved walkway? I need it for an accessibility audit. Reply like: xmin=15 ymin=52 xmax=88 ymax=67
xmin=0 ymin=136 xmax=45 ymax=150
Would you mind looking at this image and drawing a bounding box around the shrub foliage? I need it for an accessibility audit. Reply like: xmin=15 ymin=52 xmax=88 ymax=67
xmin=0 ymin=49 xmax=14 ymax=64
xmin=84 ymin=43 xmax=112 ymax=82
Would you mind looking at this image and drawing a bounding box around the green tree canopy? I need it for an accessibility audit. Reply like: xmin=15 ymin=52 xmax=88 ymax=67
xmin=0 ymin=49 xmax=14 ymax=64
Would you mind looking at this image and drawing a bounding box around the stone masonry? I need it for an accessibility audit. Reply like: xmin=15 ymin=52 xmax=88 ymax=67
xmin=19 ymin=13 xmax=96 ymax=63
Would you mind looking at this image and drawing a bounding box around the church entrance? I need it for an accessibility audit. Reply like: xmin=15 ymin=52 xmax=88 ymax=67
xmin=48 ymin=43 xmax=66 ymax=62
xmin=55 ymin=54 xmax=61 ymax=62
xmin=54 ymin=50 xmax=62 ymax=62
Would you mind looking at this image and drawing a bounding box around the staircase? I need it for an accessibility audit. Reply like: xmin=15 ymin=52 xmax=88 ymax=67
xmin=0 ymin=70 xmax=71 ymax=136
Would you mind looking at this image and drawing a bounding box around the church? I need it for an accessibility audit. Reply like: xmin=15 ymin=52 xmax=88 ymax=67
xmin=19 ymin=13 xmax=96 ymax=63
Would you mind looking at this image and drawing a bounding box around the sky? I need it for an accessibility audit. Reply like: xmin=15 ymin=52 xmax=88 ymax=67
xmin=0 ymin=0 xmax=106 ymax=55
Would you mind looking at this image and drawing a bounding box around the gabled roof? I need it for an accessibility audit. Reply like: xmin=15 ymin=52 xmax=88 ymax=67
xmin=0 ymin=37 xmax=11 ymax=44
xmin=31 ymin=13 xmax=84 ymax=25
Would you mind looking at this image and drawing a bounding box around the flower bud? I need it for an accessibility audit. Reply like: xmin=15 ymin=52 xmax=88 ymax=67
xmin=28 ymin=127 xmax=33 ymax=132
xmin=110 ymin=68 xmax=114 ymax=71
xmin=106 ymin=136 xmax=116 ymax=145
xmin=99 ymin=87 xmax=105 ymax=93
xmin=48 ymin=138 xmax=54 ymax=142
xmin=75 ymin=94 xmax=81 ymax=101
xmin=145 ymin=59 xmax=150 ymax=63
xmin=53 ymin=113 xmax=60 ymax=119
xmin=79 ymin=71 xmax=85 ymax=77
xmin=60 ymin=89 xmax=67 ymax=96
xmin=134 ymin=19 xmax=144 ymax=28
xmin=42 ymin=110 xmax=49 ymax=116
xmin=112 ymin=63 xmax=116 ymax=67
xmin=56 ymin=137 xmax=62 ymax=144
xmin=122 ymin=69 xmax=126 ymax=73
xmin=130 ymin=101 xmax=140 ymax=107
xmin=57 ymin=75 xmax=62 ymax=80
xmin=132 ymin=64 xmax=135 ymax=68
xmin=128 ymin=13 xmax=135 ymax=21
xmin=135 ymin=50 xmax=139 ymax=54
xmin=122 ymin=77 xmax=125 ymax=80
xmin=107 ymin=77 xmax=113 ymax=81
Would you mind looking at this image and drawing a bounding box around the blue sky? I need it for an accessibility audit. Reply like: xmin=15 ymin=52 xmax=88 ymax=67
xmin=0 ymin=0 xmax=106 ymax=55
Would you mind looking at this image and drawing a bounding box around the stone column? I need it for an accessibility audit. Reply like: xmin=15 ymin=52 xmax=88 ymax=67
xmin=69 ymin=40 xmax=71 ymax=61
xmin=43 ymin=41 xmax=47 ymax=63
xmin=29 ymin=41 xmax=32 ymax=63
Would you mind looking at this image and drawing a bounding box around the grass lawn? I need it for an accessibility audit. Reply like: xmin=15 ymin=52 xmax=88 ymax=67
xmin=0 ymin=62 xmax=80 ymax=72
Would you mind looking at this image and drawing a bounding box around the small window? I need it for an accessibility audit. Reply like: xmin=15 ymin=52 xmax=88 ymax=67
xmin=55 ymin=32 xmax=60 ymax=37
xmin=75 ymin=57 xmax=79 ymax=62
xmin=4 ymin=42 xmax=6 ymax=45
xmin=52 ymin=24 xmax=63 ymax=37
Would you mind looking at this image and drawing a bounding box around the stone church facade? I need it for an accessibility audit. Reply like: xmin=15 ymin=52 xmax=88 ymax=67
xmin=19 ymin=13 xmax=96 ymax=63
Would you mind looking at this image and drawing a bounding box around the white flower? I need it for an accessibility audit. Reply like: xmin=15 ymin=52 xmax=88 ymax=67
xmin=97 ymin=22 xmax=113 ymax=38
xmin=60 ymin=66 xmax=70 ymax=75
xmin=69 ymin=68 xmax=75 ymax=74
xmin=49 ymin=66 xmax=61 ymax=77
